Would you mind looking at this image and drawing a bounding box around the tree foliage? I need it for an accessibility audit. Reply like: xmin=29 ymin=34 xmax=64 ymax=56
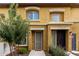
xmin=0 ymin=3 xmax=29 ymax=55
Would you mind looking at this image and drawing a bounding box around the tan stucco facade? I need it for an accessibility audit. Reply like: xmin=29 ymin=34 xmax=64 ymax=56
xmin=0 ymin=4 xmax=79 ymax=51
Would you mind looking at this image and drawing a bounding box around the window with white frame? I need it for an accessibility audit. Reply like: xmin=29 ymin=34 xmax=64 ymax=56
xmin=51 ymin=12 xmax=64 ymax=22
xmin=27 ymin=10 xmax=39 ymax=21
xmin=52 ymin=14 xmax=60 ymax=22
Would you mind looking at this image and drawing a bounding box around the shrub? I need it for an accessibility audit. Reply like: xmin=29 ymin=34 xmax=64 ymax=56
xmin=19 ymin=48 xmax=28 ymax=54
xmin=49 ymin=46 xmax=67 ymax=56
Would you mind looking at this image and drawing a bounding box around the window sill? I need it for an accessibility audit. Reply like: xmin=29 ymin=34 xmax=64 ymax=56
xmin=16 ymin=45 xmax=27 ymax=46
xmin=30 ymin=20 xmax=40 ymax=22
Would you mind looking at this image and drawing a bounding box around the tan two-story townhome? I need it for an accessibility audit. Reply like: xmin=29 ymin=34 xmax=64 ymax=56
xmin=0 ymin=3 xmax=79 ymax=52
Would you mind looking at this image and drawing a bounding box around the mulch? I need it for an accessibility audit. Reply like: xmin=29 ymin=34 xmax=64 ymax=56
xmin=6 ymin=51 xmax=30 ymax=56
xmin=44 ymin=51 xmax=51 ymax=56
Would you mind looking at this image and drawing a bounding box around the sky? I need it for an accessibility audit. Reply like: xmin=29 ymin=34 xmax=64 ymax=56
xmin=0 ymin=0 xmax=79 ymax=3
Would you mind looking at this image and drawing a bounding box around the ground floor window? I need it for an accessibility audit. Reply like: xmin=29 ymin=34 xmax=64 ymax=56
xmin=16 ymin=38 xmax=27 ymax=45
xmin=19 ymin=39 xmax=27 ymax=45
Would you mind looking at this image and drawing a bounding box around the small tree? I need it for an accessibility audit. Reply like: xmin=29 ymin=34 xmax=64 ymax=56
xmin=0 ymin=3 xmax=29 ymax=55
xmin=13 ymin=15 xmax=29 ymax=55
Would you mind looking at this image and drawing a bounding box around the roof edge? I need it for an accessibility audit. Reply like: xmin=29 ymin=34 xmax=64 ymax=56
xmin=0 ymin=3 xmax=79 ymax=8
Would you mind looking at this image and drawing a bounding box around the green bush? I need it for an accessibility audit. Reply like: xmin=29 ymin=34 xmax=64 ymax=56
xmin=19 ymin=48 xmax=28 ymax=54
xmin=49 ymin=46 xmax=66 ymax=56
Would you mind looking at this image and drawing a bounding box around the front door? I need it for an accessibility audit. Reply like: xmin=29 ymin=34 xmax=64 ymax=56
xmin=57 ymin=30 xmax=66 ymax=50
xmin=35 ymin=32 xmax=42 ymax=50
xmin=52 ymin=30 xmax=66 ymax=50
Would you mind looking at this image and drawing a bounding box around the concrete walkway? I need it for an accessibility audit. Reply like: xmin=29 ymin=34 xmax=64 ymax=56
xmin=71 ymin=51 xmax=79 ymax=56
xmin=29 ymin=50 xmax=45 ymax=56
xmin=66 ymin=52 xmax=76 ymax=56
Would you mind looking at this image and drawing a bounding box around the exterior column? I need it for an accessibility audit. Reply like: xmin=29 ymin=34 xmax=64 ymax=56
xmin=68 ymin=30 xmax=72 ymax=51
xmin=28 ymin=31 xmax=32 ymax=50
xmin=43 ymin=26 xmax=48 ymax=51
xmin=48 ymin=25 xmax=52 ymax=50
xmin=43 ymin=30 xmax=45 ymax=50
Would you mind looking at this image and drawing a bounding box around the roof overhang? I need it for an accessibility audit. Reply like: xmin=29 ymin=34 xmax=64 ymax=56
xmin=1 ymin=3 xmax=79 ymax=8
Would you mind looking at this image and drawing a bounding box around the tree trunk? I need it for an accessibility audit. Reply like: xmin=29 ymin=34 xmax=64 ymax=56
xmin=14 ymin=43 xmax=17 ymax=56
xmin=17 ymin=44 xmax=19 ymax=56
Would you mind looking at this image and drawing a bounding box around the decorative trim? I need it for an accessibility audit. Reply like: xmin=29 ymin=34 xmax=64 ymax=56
xmin=30 ymin=28 xmax=45 ymax=30
xmin=30 ymin=22 xmax=73 ymax=25
xmin=25 ymin=6 xmax=40 ymax=10
xmin=65 ymin=20 xmax=79 ymax=23
xmin=30 ymin=23 xmax=47 ymax=25
xmin=50 ymin=27 xmax=70 ymax=30
xmin=47 ymin=22 xmax=73 ymax=25
xmin=49 ymin=8 xmax=65 ymax=12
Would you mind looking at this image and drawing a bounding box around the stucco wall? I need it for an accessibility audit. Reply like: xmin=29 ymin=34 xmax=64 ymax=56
xmin=0 ymin=7 xmax=79 ymax=51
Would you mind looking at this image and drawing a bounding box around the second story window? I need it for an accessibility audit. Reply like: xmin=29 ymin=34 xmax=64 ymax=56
xmin=51 ymin=12 xmax=64 ymax=22
xmin=27 ymin=10 xmax=39 ymax=21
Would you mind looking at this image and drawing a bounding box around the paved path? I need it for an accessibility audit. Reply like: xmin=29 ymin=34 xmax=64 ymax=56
xmin=71 ymin=51 xmax=79 ymax=56
xmin=66 ymin=52 xmax=76 ymax=56
xmin=29 ymin=50 xmax=45 ymax=56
